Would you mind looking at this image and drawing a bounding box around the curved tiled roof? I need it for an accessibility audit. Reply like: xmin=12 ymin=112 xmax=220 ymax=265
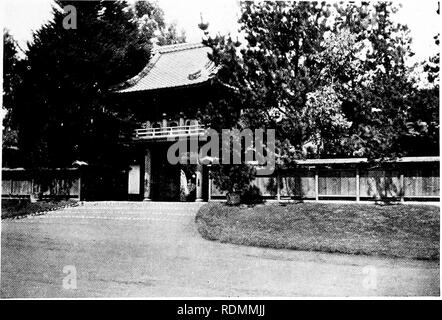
xmin=115 ymin=42 xmax=219 ymax=93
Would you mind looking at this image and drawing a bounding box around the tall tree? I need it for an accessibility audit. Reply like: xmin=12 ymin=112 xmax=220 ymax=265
xmin=402 ymin=4 xmax=440 ymax=156
xmin=3 ymin=30 xmax=20 ymax=114
xmin=2 ymin=30 xmax=22 ymax=164
xmin=201 ymin=1 xmax=439 ymax=164
xmin=1 ymin=30 xmax=21 ymax=166
xmin=333 ymin=2 xmax=421 ymax=158
xmin=11 ymin=0 xmax=183 ymax=168
xmin=130 ymin=0 xmax=186 ymax=45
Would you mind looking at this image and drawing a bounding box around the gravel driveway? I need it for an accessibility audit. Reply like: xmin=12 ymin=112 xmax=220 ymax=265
xmin=1 ymin=201 xmax=439 ymax=297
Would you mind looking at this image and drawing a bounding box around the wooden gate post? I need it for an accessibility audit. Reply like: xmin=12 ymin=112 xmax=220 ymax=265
xmin=78 ymin=175 xmax=82 ymax=201
xmin=208 ymin=167 xmax=212 ymax=202
xmin=195 ymin=163 xmax=203 ymax=202
xmin=143 ymin=149 xmax=152 ymax=201
xmin=276 ymin=172 xmax=281 ymax=202
xmin=315 ymin=168 xmax=319 ymax=201
xmin=400 ymin=171 xmax=405 ymax=202
xmin=356 ymin=167 xmax=360 ymax=202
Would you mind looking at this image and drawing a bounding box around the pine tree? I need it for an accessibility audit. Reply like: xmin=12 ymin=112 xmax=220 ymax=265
xmin=2 ymin=30 xmax=23 ymax=165
xmin=202 ymin=1 xmax=439 ymax=163
xmin=12 ymin=0 xmax=182 ymax=168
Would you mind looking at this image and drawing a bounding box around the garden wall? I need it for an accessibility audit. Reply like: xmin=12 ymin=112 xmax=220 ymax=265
xmin=1 ymin=168 xmax=81 ymax=200
xmin=209 ymin=157 xmax=440 ymax=201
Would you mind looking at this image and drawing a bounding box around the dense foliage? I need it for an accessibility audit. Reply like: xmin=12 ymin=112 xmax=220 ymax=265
xmin=3 ymin=0 xmax=185 ymax=168
xmin=2 ymin=31 xmax=21 ymax=150
xmin=210 ymin=164 xmax=256 ymax=194
xmin=201 ymin=1 xmax=439 ymax=164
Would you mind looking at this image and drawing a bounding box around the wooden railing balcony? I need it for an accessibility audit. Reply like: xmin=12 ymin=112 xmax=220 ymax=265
xmin=134 ymin=124 xmax=206 ymax=140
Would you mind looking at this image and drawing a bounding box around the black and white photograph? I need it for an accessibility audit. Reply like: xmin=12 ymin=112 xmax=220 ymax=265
xmin=0 ymin=0 xmax=440 ymax=301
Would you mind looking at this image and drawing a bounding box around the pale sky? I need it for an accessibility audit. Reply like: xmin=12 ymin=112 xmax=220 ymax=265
xmin=1 ymin=0 xmax=440 ymax=63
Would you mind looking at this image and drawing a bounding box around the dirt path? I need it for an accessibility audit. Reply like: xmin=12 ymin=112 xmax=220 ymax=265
xmin=1 ymin=202 xmax=439 ymax=297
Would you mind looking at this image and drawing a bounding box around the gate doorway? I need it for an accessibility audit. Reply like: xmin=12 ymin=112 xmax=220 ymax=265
xmin=138 ymin=144 xmax=208 ymax=202
xmin=180 ymin=164 xmax=197 ymax=202
xmin=150 ymin=145 xmax=180 ymax=201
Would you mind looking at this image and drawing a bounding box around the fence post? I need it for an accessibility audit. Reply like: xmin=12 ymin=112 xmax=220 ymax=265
xmin=30 ymin=179 xmax=35 ymax=202
xmin=276 ymin=173 xmax=281 ymax=202
xmin=315 ymin=168 xmax=319 ymax=201
xmin=77 ymin=169 xmax=82 ymax=201
xmin=400 ymin=171 xmax=405 ymax=203
xmin=208 ymin=176 xmax=212 ymax=202
xmin=356 ymin=167 xmax=360 ymax=202
xmin=195 ymin=163 xmax=203 ymax=202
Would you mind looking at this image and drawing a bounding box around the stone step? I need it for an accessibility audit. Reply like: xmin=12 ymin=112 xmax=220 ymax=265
xmin=59 ymin=201 xmax=205 ymax=214
xmin=75 ymin=201 xmax=205 ymax=207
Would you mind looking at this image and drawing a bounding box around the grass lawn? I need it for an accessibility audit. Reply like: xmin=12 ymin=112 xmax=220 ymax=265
xmin=195 ymin=202 xmax=440 ymax=260
xmin=1 ymin=199 xmax=78 ymax=219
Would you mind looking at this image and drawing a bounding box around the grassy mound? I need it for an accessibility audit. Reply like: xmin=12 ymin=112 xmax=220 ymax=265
xmin=195 ymin=202 xmax=440 ymax=260
xmin=1 ymin=199 xmax=78 ymax=219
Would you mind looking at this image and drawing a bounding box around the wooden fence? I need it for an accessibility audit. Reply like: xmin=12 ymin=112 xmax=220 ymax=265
xmin=210 ymin=157 xmax=440 ymax=202
xmin=1 ymin=168 xmax=81 ymax=200
xmin=3 ymin=157 xmax=439 ymax=202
